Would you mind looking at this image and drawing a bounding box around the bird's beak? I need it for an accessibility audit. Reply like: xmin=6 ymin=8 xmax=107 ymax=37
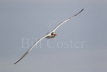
xmin=54 ymin=34 xmax=57 ymax=36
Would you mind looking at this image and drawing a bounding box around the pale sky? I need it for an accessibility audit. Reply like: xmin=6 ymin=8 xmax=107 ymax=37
xmin=0 ymin=0 xmax=107 ymax=72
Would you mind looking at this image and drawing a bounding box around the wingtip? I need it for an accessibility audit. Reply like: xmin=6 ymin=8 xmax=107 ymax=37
xmin=81 ymin=8 xmax=84 ymax=12
xmin=82 ymin=8 xmax=84 ymax=11
xmin=14 ymin=62 xmax=16 ymax=64
xmin=14 ymin=61 xmax=18 ymax=64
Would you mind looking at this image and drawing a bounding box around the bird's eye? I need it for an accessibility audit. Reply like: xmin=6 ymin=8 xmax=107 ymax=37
xmin=51 ymin=33 xmax=53 ymax=35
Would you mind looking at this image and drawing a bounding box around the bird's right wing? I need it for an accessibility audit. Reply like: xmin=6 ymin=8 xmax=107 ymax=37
xmin=14 ymin=35 xmax=47 ymax=64
xmin=52 ymin=9 xmax=84 ymax=32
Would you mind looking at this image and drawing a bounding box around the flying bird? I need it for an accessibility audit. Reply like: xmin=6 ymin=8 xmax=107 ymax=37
xmin=14 ymin=9 xmax=84 ymax=64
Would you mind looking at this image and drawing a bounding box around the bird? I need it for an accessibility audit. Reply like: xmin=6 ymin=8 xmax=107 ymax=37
xmin=14 ymin=9 xmax=84 ymax=64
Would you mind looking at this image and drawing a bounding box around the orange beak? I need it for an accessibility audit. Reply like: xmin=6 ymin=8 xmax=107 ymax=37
xmin=54 ymin=34 xmax=57 ymax=36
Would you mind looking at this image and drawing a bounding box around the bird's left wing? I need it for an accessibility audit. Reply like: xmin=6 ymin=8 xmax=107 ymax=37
xmin=14 ymin=35 xmax=47 ymax=64
xmin=52 ymin=9 xmax=84 ymax=32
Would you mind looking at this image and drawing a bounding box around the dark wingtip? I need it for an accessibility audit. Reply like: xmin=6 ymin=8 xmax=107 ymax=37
xmin=74 ymin=8 xmax=84 ymax=16
xmin=14 ymin=62 xmax=16 ymax=64
xmin=82 ymin=8 xmax=84 ymax=11
xmin=80 ymin=8 xmax=84 ymax=12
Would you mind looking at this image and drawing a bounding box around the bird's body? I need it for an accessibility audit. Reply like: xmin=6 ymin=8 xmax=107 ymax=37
xmin=45 ymin=32 xmax=56 ymax=39
xmin=14 ymin=9 xmax=84 ymax=64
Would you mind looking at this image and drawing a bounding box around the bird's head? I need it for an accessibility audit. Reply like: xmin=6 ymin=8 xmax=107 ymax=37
xmin=51 ymin=32 xmax=57 ymax=36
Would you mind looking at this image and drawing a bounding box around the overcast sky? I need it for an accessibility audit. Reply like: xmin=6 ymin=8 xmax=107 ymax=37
xmin=0 ymin=0 xmax=107 ymax=72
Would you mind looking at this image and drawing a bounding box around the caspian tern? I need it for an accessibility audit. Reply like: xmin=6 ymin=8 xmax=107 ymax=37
xmin=14 ymin=9 xmax=84 ymax=64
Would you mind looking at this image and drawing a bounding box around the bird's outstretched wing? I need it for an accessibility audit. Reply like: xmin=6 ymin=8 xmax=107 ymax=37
xmin=14 ymin=35 xmax=47 ymax=64
xmin=52 ymin=9 xmax=84 ymax=32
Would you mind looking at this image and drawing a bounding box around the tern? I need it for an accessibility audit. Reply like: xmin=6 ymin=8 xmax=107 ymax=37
xmin=14 ymin=9 xmax=84 ymax=64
